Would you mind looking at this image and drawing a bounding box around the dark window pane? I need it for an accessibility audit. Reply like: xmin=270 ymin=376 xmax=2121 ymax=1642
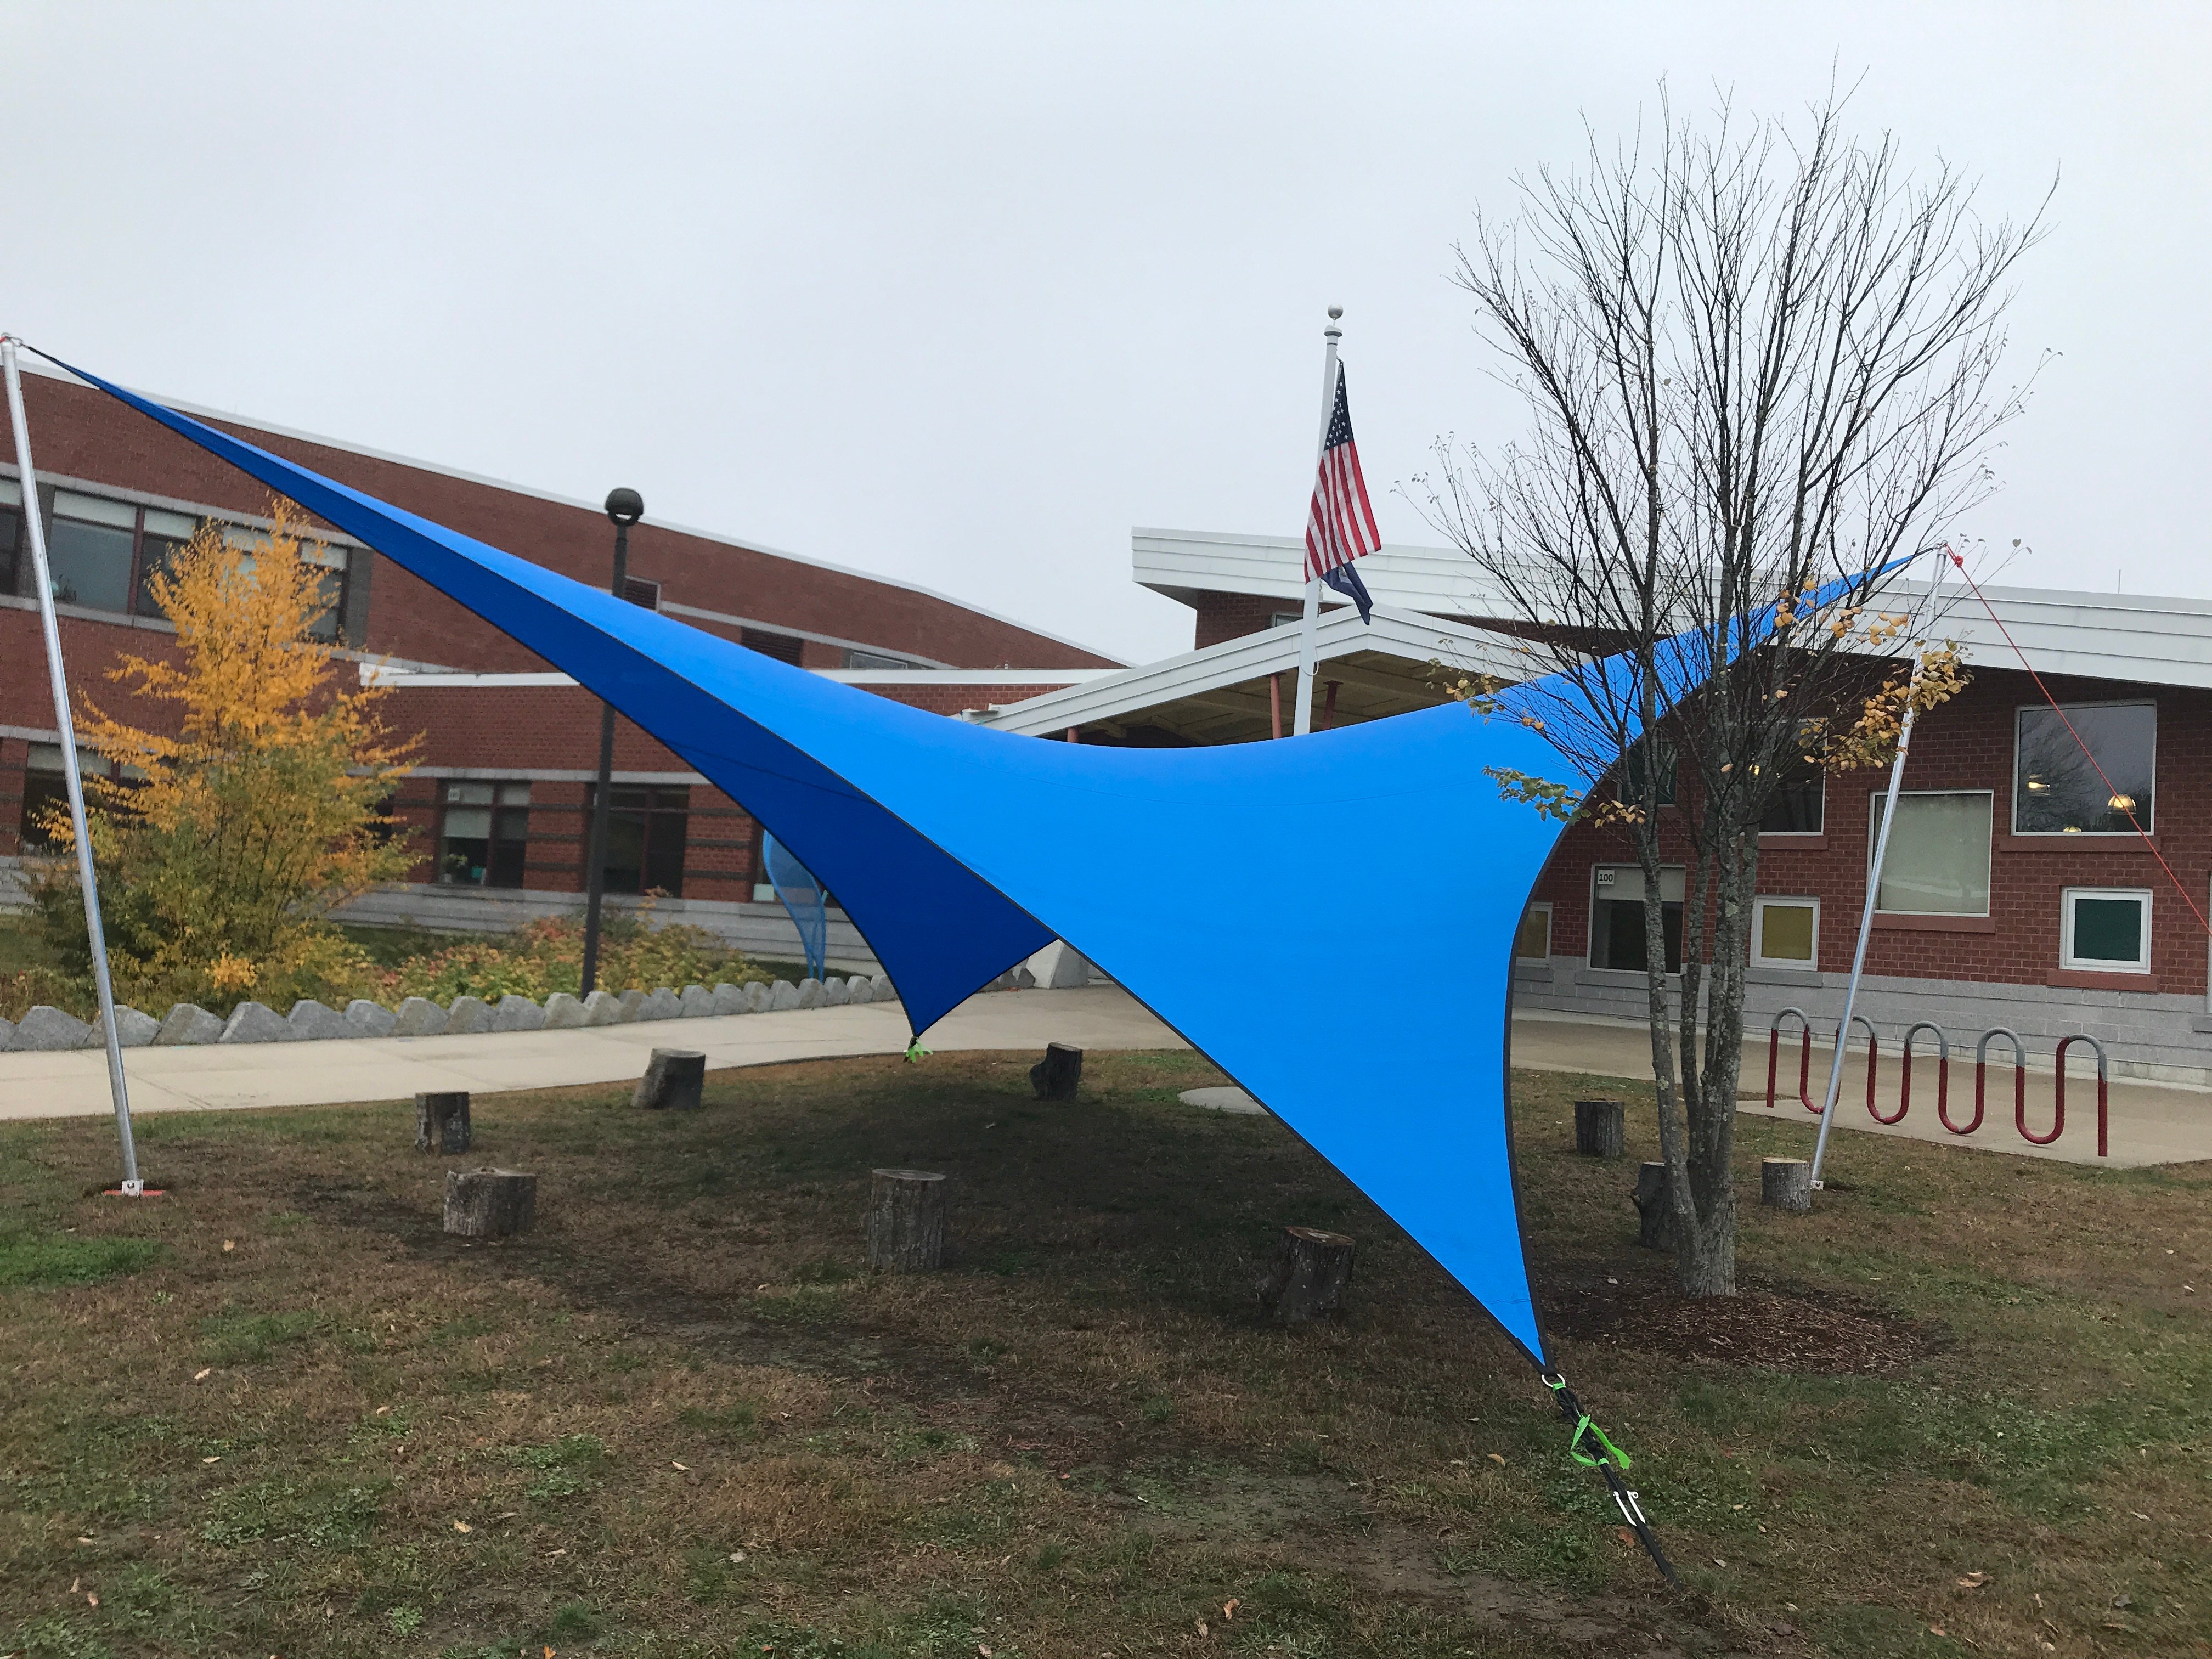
xmin=1760 ymin=751 xmax=1825 ymax=833
xmin=2016 ymin=704 xmax=2154 ymax=833
xmin=1592 ymin=898 xmax=1683 ymax=973
xmin=2071 ymin=896 xmax=2143 ymax=964
xmin=1617 ymin=742 xmax=1677 ymax=807
xmin=134 ymin=535 xmax=190 ymax=616
xmin=0 ymin=505 xmax=19 ymax=593
xmin=587 ymin=783 xmax=687 ymax=896
xmin=741 ymin=628 xmax=805 ymax=665
xmin=306 ymin=567 xmax=345 ymax=640
xmin=19 ymin=770 xmax=70 ymax=848
xmin=438 ymin=780 xmax=527 ymax=887
xmin=643 ymin=803 xmax=687 ymax=894
xmin=47 ymin=517 xmax=136 ymax=612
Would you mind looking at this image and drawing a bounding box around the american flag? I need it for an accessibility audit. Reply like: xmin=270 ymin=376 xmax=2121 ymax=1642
xmin=1303 ymin=363 xmax=1380 ymax=621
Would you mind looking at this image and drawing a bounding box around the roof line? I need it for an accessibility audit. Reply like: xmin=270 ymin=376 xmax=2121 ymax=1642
xmin=19 ymin=353 xmax=1122 ymax=667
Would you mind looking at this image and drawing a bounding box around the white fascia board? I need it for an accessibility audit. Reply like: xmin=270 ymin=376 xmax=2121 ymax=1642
xmin=975 ymin=605 xmax=1545 ymax=736
xmin=1891 ymin=580 xmax=2212 ymax=691
xmin=1133 ymin=527 xmax=1517 ymax=616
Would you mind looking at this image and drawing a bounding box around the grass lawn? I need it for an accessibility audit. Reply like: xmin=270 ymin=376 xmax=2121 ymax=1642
xmin=0 ymin=1054 xmax=2205 ymax=1658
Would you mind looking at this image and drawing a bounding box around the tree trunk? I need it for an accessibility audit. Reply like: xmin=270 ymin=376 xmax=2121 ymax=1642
xmin=1632 ymin=1162 xmax=1675 ymax=1250
xmin=1029 ymin=1042 xmax=1083 ymax=1101
xmin=1762 ymin=1157 xmax=1812 ymax=1214
xmin=444 ymin=1168 xmax=535 ymax=1237
xmin=633 ymin=1048 xmax=706 ymax=1111
xmin=1259 ymin=1226 xmax=1356 ymax=1324
xmin=867 ymin=1169 xmax=948 ymax=1270
xmin=1573 ymin=1099 xmax=1625 ymax=1158
xmin=415 ymin=1091 xmax=471 ymax=1154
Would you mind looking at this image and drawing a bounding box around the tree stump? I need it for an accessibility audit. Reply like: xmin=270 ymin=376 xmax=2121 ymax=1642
xmin=1259 ymin=1226 xmax=1356 ymax=1324
xmin=1573 ymin=1099 xmax=1625 ymax=1159
xmin=632 ymin=1048 xmax=706 ymax=1111
xmin=415 ymin=1091 xmax=472 ymax=1154
xmin=1029 ymin=1042 xmax=1084 ymax=1101
xmin=444 ymin=1168 xmax=535 ymax=1237
xmin=867 ymin=1169 xmax=949 ymax=1271
xmin=1633 ymin=1161 xmax=1675 ymax=1250
xmin=1762 ymin=1157 xmax=1813 ymax=1214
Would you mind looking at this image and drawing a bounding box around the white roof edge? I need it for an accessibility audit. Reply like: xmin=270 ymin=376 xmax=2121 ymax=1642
xmin=975 ymin=604 xmax=1547 ymax=736
xmin=18 ymin=353 xmax=1121 ymax=668
xmin=360 ymin=665 xmax=1109 ymax=690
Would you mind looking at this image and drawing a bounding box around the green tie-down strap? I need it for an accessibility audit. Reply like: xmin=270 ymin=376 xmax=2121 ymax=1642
xmin=904 ymin=1038 xmax=932 ymax=1063
xmin=1545 ymin=1375 xmax=1630 ymax=1471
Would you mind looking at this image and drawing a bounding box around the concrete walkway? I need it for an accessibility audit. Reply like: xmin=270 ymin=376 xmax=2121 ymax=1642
xmin=0 ymin=987 xmax=1186 ymax=1122
xmin=4 ymin=990 xmax=2205 ymax=1166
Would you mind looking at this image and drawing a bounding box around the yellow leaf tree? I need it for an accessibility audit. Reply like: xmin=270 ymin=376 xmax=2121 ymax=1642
xmin=32 ymin=500 xmax=419 ymax=1013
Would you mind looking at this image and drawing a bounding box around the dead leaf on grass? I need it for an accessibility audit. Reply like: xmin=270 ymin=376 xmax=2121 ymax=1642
xmin=1957 ymin=1571 xmax=1990 ymax=1588
xmin=1487 ymin=1452 xmax=1506 ymax=1465
xmin=193 ymin=1368 xmax=211 ymax=1381
xmin=201 ymin=1456 xmax=220 ymax=1465
xmin=672 ymin=1461 xmax=689 ymax=1470
xmin=222 ymin=1240 xmax=235 ymax=1252
xmin=1222 ymin=1599 xmax=1238 ymax=1620
xmin=453 ymin=1520 xmax=472 ymax=1533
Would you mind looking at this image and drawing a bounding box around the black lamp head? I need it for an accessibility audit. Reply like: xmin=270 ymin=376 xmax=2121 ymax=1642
xmin=605 ymin=487 xmax=645 ymax=527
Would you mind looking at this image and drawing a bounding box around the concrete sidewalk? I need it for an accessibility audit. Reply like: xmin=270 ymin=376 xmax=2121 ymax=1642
xmin=0 ymin=987 xmax=1187 ymax=1122
xmin=1511 ymin=1008 xmax=2212 ymax=1168
xmin=5 ymin=989 xmax=2205 ymax=1167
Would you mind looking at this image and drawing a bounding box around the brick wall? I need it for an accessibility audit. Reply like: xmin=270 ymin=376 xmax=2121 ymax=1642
xmin=1527 ymin=667 xmax=2210 ymax=1001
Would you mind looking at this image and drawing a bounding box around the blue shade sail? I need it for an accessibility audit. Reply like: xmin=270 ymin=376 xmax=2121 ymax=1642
xmin=52 ymin=352 xmax=1887 ymax=1369
xmin=761 ymin=831 xmax=829 ymax=983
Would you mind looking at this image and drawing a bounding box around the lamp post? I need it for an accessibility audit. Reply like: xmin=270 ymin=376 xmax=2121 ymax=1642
xmin=580 ymin=487 xmax=644 ymax=996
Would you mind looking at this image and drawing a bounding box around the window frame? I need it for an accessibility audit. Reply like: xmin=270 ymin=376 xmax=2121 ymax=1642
xmin=1749 ymin=895 xmax=1821 ymax=970
xmin=2011 ymin=698 xmax=2156 ymax=837
xmin=436 ymin=778 xmax=531 ymax=888
xmin=1587 ymin=863 xmax=1685 ymax=973
xmin=1870 ymin=788 xmax=1994 ymax=917
xmin=1515 ymin=901 xmax=1553 ymax=962
xmin=2059 ymin=886 xmax=2152 ymax=974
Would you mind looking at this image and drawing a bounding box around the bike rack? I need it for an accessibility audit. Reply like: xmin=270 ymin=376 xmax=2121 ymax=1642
xmin=2051 ymin=1032 xmax=2110 ymax=1158
xmin=1838 ymin=1014 xmax=1880 ymax=1119
xmin=1889 ymin=1020 xmax=1948 ymax=1126
xmin=1765 ymin=1007 xmax=1814 ymax=1112
xmin=1969 ymin=1027 xmax=2025 ymax=1138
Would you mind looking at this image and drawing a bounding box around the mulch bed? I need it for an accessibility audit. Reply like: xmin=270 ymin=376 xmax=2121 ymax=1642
xmin=1541 ymin=1267 xmax=1940 ymax=1374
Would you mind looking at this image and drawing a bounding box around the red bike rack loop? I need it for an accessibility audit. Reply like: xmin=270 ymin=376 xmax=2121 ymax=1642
xmin=2052 ymin=1033 xmax=2110 ymax=1158
xmin=1967 ymin=1027 xmax=2024 ymax=1138
xmin=1891 ymin=1020 xmax=1948 ymax=1126
xmin=1765 ymin=1007 xmax=1814 ymax=1112
xmin=1839 ymin=1014 xmax=1880 ymax=1119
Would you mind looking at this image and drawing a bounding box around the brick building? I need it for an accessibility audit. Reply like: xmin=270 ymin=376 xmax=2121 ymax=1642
xmin=0 ymin=362 xmax=1113 ymax=961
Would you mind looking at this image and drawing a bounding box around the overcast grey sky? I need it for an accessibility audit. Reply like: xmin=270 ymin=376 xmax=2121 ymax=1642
xmin=4 ymin=3 xmax=2205 ymax=662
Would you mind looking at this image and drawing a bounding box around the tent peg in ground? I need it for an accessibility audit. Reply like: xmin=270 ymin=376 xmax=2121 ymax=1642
xmin=1573 ymin=1099 xmax=1624 ymax=1158
xmin=867 ymin=1169 xmax=949 ymax=1270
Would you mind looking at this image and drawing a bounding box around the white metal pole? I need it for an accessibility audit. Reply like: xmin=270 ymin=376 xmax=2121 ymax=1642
xmin=1291 ymin=308 xmax=1342 ymax=737
xmin=2 ymin=337 xmax=143 ymax=1194
xmin=1807 ymin=687 xmax=1917 ymax=1189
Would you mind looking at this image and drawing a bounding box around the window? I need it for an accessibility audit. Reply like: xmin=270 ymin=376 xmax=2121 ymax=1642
xmin=0 ymin=476 xmax=21 ymax=594
xmin=2015 ymin=702 xmax=2154 ymax=835
xmin=1588 ymin=865 xmax=1683 ymax=973
xmin=225 ymin=524 xmax=349 ymax=640
xmin=741 ymin=628 xmax=805 ymax=665
xmin=133 ymin=508 xmax=199 ymax=614
xmin=1515 ymin=902 xmax=1553 ymax=962
xmin=1751 ymin=897 xmax=1820 ymax=968
xmin=47 ymin=490 xmax=138 ymax=612
xmin=1616 ymin=742 xmax=1678 ymax=808
xmin=18 ymin=743 xmax=111 ymax=848
xmin=589 ymin=783 xmax=690 ymax=895
xmin=1269 ymin=611 xmax=1302 ymax=631
xmin=1872 ymin=791 xmax=1992 ymax=915
xmin=846 ymin=648 xmax=916 ymax=670
xmin=438 ymin=780 xmax=530 ymax=888
xmin=1759 ymin=746 xmax=1825 ymax=834
xmin=2061 ymin=888 xmax=2151 ymax=973
xmin=622 ymin=577 xmax=661 ymax=610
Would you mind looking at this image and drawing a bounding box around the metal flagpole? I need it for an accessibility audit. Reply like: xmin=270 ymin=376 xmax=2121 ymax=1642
xmin=2 ymin=337 xmax=143 ymax=1194
xmin=1290 ymin=307 xmax=1343 ymax=737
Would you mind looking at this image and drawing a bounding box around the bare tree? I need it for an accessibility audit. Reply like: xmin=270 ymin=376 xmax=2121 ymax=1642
xmin=1420 ymin=92 xmax=2042 ymax=1296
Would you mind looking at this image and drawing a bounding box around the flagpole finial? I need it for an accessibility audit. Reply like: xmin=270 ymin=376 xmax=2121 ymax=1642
xmin=1327 ymin=306 xmax=1342 ymax=320
xmin=1325 ymin=305 xmax=1344 ymax=338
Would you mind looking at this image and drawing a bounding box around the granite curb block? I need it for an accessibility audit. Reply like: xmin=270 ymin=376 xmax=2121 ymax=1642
xmin=0 ymin=974 xmax=919 ymax=1051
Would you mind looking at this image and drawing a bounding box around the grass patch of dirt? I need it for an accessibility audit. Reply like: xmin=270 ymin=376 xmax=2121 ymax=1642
xmin=0 ymin=1052 xmax=2204 ymax=1658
